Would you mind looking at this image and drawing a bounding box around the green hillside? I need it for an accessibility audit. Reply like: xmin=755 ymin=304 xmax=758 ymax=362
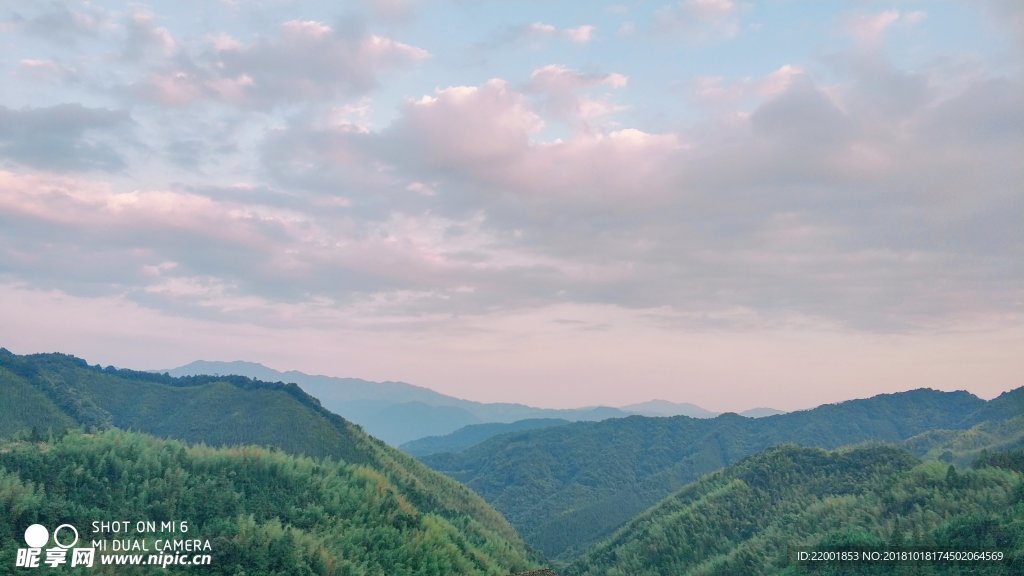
xmin=422 ymin=388 xmax=1004 ymax=560
xmin=401 ymin=419 xmax=571 ymax=457
xmin=0 ymin=429 xmax=535 ymax=575
xmin=0 ymin=349 xmax=536 ymax=575
xmin=566 ymin=445 xmax=1024 ymax=576
xmin=0 ymin=365 xmax=76 ymax=437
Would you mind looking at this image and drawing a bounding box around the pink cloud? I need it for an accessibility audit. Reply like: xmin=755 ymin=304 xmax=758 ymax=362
xmin=16 ymin=59 xmax=76 ymax=82
xmin=846 ymin=10 xmax=924 ymax=46
xmin=396 ymin=80 xmax=543 ymax=167
xmin=562 ymin=25 xmax=595 ymax=43
xmin=528 ymin=65 xmax=629 ymax=131
xmin=135 ymin=19 xmax=429 ymax=108
xmin=125 ymin=9 xmax=177 ymax=57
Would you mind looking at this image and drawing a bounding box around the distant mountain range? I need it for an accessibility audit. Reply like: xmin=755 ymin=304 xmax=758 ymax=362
xmin=422 ymin=387 xmax=1023 ymax=560
xmin=0 ymin=348 xmax=537 ymax=575
xmin=621 ymin=399 xmax=786 ymax=418
xmin=165 ymin=360 xmax=783 ymax=445
xmin=165 ymin=360 xmax=629 ymax=445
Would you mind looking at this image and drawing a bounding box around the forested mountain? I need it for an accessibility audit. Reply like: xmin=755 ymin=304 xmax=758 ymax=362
xmin=897 ymin=389 xmax=1024 ymax=470
xmin=0 ymin=349 xmax=537 ymax=574
xmin=566 ymin=445 xmax=1024 ymax=575
xmin=401 ymin=419 xmax=571 ymax=457
xmin=0 ymin=430 xmax=536 ymax=575
xmin=167 ymin=360 xmax=627 ymax=445
xmin=422 ymin=388 xmax=1015 ymax=560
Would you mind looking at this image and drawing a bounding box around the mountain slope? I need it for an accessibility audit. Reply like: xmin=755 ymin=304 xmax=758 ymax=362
xmin=167 ymin=360 xmax=628 ymax=445
xmin=566 ymin=445 xmax=1024 ymax=576
xmin=0 ymin=348 xmax=536 ymax=573
xmin=401 ymin=419 xmax=571 ymax=457
xmin=422 ymin=388 xmax=996 ymax=560
xmin=0 ymin=429 xmax=535 ymax=575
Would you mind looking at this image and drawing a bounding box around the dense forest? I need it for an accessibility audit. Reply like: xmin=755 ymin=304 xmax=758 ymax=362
xmin=0 ymin=430 xmax=536 ymax=575
xmin=0 ymin=349 xmax=537 ymax=575
xmin=565 ymin=445 xmax=1024 ymax=575
xmin=423 ymin=388 xmax=1023 ymax=560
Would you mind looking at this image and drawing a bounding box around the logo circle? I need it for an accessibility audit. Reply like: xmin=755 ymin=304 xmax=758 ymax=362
xmin=24 ymin=524 xmax=49 ymax=548
xmin=53 ymin=524 xmax=79 ymax=549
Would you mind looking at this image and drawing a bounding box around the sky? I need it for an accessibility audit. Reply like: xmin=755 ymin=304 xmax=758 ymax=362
xmin=1 ymin=0 xmax=1021 ymax=412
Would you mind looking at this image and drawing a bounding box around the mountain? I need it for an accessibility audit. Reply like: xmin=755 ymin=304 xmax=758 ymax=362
xmin=565 ymin=444 xmax=1024 ymax=576
xmin=621 ymin=399 xmax=717 ymax=418
xmin=739 ymin=407 xmax=787 ymax=418
xmin=421 ymin=388 xmax=1001 ymax=560
xmin=901 ymin=388 xmax=1024 ymax=467
xmin=0 ymin=348 xmax=536 ymax=574
xmin=166 ymin=360 xmax=628 ymax=445
xmin=620 ymin=400 xmax=786 ymax=419
xmin=401 ymin=419 xmax=572 ymax=457
xmin=0 ymin=429 xmax=536 ymax=576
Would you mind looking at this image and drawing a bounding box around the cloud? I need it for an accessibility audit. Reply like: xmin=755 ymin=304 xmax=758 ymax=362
xmin=654 ymin=0 xmax=741 ymax=40
xmin=386 ymin=80 xmax=543 ymax=170
xmin=0 ymin=2 xmax=1020 ymax=341
xmin=562 ymin=25 xmax=595 ymax=44
xmin=9 ymin=2 xmax=111 ymax=44
xmin=16 ymin=59 xmax=78 ymax=83
xmin=0 ymin=105 xmax=130 ymax=171
xmin=366 ymin=0 xmax=416 ymax=23
xmin=979 ymin=0 xmax=1024 ymax=53
xmin=845 ymin=10 xmax=926 ymax=47
xmin=133 ymin=18 xmax=428 ymax=107
xmin=481 ymin=22 xmax=598 ymax=51
xmin=527 ymin=64 xmax=629 ymax=132
xmin=123 ymin=8 xmax=176 ymax=59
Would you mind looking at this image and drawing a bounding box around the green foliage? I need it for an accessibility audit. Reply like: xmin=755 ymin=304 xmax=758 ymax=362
xmin=0 ymin=366 xmax=76 ymax=437
xmin=565 ymin=446 xmax=1024 ymax=576
xmin=424 ymin=389 xmax=998 ymax=560
xmin=0 ymin=349 xmax=536 ymax=575
xmin=0 ymin=430 xmax=536 ymax=575
xmin=904 ymin=414 xmax=1024 ymax=468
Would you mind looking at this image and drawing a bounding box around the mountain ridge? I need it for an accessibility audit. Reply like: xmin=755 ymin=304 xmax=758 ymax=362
xmin=0 ymin=347 xmax=537 ymax=574
xmin=422 ymin=386 xmax=1014 ymax=560
xmin=165 ymin=360 xmax=630 ymax=445
xmin=565 ymin=443 xmax=1024 ymax=575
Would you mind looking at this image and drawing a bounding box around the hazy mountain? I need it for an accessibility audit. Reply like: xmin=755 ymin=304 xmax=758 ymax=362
xmin=0 ymin=348 xmax=536 ymax=574
xmin=166 ymin=360 xmax=628 ymax=445
xmin=738 ymin=407 xmax=787 ymax=418
xmin=422 ymin=388 xmax=1003 ymax=560
xmin=401 ymin=418 xmax=572 ymax=457
xmin=566 ymin=444 xmax=1024 ymax=575
xmin=621 ymin=399 xmax=717 ymax=418
xmin=619 ymin=400 xmax=786 ymax=419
